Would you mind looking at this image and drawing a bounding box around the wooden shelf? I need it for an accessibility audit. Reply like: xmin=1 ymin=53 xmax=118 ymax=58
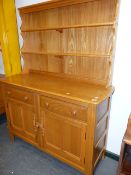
xmin=20 ymin=0 xmax=118 ymax=87
xmin=19 ymin=0 xmax=100 ymax=13
xmin=21 ymin=51 xmax=111 ymax=58
xmin=21 ymin=22 xmax=114 ymax=32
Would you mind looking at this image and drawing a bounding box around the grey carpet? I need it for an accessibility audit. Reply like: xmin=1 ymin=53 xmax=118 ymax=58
xmin=0 ymin=123 xmax=118 ymax=175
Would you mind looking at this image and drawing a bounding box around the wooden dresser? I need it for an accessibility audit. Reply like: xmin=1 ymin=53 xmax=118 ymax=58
xmin=0 ymin=0 xmax=120 ymax=175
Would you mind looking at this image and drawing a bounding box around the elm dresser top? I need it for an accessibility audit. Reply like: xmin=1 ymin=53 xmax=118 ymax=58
xmin=0 ymin=73 xmax=114 ymax=104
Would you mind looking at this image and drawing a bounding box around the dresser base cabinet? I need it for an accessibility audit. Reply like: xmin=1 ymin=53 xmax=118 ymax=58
xmin=2 ymin=78 xmax=113 ymax=175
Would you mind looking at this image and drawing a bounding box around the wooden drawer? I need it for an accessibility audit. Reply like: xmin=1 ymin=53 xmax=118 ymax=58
xmin=5 ymin=87 xmax=34 ymax=105
xmin=40 ymin=96 xmax=88 ymax=122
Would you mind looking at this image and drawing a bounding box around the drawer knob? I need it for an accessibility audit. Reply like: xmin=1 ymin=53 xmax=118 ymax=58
xmin=72 ymin=110 xmax=77 ymax=116
xmin=7 ymin=91 xmax=11 ymax=95
xmin=24 ymin=96 xmax=29 ymax=101
xmin=35 ymin=122 xmax=40 ymax=129
xmin=45 ymin=102 xmax=49 ymax=108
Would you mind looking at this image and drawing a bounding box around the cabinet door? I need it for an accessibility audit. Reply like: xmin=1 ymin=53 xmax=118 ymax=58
xmin=44 ymin=111 xmax=62 ymax=155
xmin=62 ymin=119 xmax=86 ymax=166
xmin=7 ymin=99 xmax=38 ymax=146
xmin=8 ymin=100 xmax=24 ymax=134
xmin=21 ymin=105 xmax=38 ymax=146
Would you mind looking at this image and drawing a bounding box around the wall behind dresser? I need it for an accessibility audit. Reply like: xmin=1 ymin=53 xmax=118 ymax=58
xmin=15 ymin=0 xmax=131 ymax=155
xmin=0 ymin=52 xmax=4 ymax=74
xmin=107 ymin=0 xmax=131 ymax=155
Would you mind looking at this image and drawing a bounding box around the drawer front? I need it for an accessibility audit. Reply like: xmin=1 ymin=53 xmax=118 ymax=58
xmin=40 ymin=96 xmax=88 ymax=122
xmin=5 ymin=87 xmax=34 ymax=105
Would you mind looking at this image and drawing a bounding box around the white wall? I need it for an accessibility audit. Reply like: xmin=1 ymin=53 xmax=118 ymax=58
xmin=15 ymin=0 xmax=46 ymax=8
xmin=15 ymin=0 xmax=131 ymax=155
xmin=107 ymin=0 xmax=131 ymax=154
xmin=0 ymin=52 xmax=4 ymax=74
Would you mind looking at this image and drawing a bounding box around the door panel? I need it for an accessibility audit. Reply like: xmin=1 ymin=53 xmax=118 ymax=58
xmin=8 ymin=100 xmax=23 ymax=133
xmin=22 ymin=105 xmax=38 ymax=145
xmin=42 ymin=108 xmax=86 ymax=166
xmin=7 ymin=99 xmax=38 ymax=146
xmin=44 ymin=111 xmax=62 ymax=155
xmin=62 ymin=119 xmax=86 ymax=165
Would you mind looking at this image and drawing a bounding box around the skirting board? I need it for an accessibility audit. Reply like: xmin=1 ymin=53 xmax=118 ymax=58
xmin=106 ymin=151 xmax=119 ymax=161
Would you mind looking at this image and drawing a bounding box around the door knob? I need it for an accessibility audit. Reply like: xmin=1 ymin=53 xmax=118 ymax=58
xmin=72 ymin=110 xmax=77 ymax=116
xmin=45 ymin=102 xmax=49 ymax=108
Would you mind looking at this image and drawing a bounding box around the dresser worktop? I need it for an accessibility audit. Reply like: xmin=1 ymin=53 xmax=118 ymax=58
xmin=0 ymin=73 xmax=114 ymax=104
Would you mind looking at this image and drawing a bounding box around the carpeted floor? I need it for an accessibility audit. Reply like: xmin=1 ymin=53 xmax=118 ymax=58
xmin=0 ymin=123 xmax=118 ymax=175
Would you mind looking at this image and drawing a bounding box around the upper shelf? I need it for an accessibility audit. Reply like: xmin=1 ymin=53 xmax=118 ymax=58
xmin=21 ymin=22 xmax=115 ymax=32
xmin=19 ymin=0 xmax=99 ymax=14
xmin=21 ymin=50 xmax=111 ymax=58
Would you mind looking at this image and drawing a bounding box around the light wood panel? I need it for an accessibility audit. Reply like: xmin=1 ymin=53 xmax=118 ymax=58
xmin=62 ymin=27 xmax=113 ymax=55
xmin=8 ymin=99 xmax=23 ymax=133
xmin=0 ymin=73 xmax=114 ymax=104
xmin=96 ymin=99 xmax=109 ymax=123
xmin=22 ymin=26 xmax=113 ymax=56
xmin=20 ymin=0 xmax=116 ymax=30
xmin=21 ymin=22 xmax=114 ymax=32
xmin=5 ymin=86 xmax=34 ymax=105
xmin=20 ymin=0 xmax=119 ymax=87
xmin=62 ymin=119 xmax=86 ymax=166
xmin=21 ymin=50 xmax=111 ymax=58
xmin=44 ymin=111 xmax=63 ymax=155
xmin=94 ymin=135 xmax=106 ymax=167
xmin=7 ymin=96 xmax=38 ymax=146
xmin=40 ymin=95 xmax=88 ymax=122
xmin=94 ymin=97 xmax=111 ymax=167
xmin=21 ymin=55 xmax=110 ymax=86
xmin=41 ymin=107 xmax=86 ymax=167
xmin=19 ymin=0 xmax=100 ymax=14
